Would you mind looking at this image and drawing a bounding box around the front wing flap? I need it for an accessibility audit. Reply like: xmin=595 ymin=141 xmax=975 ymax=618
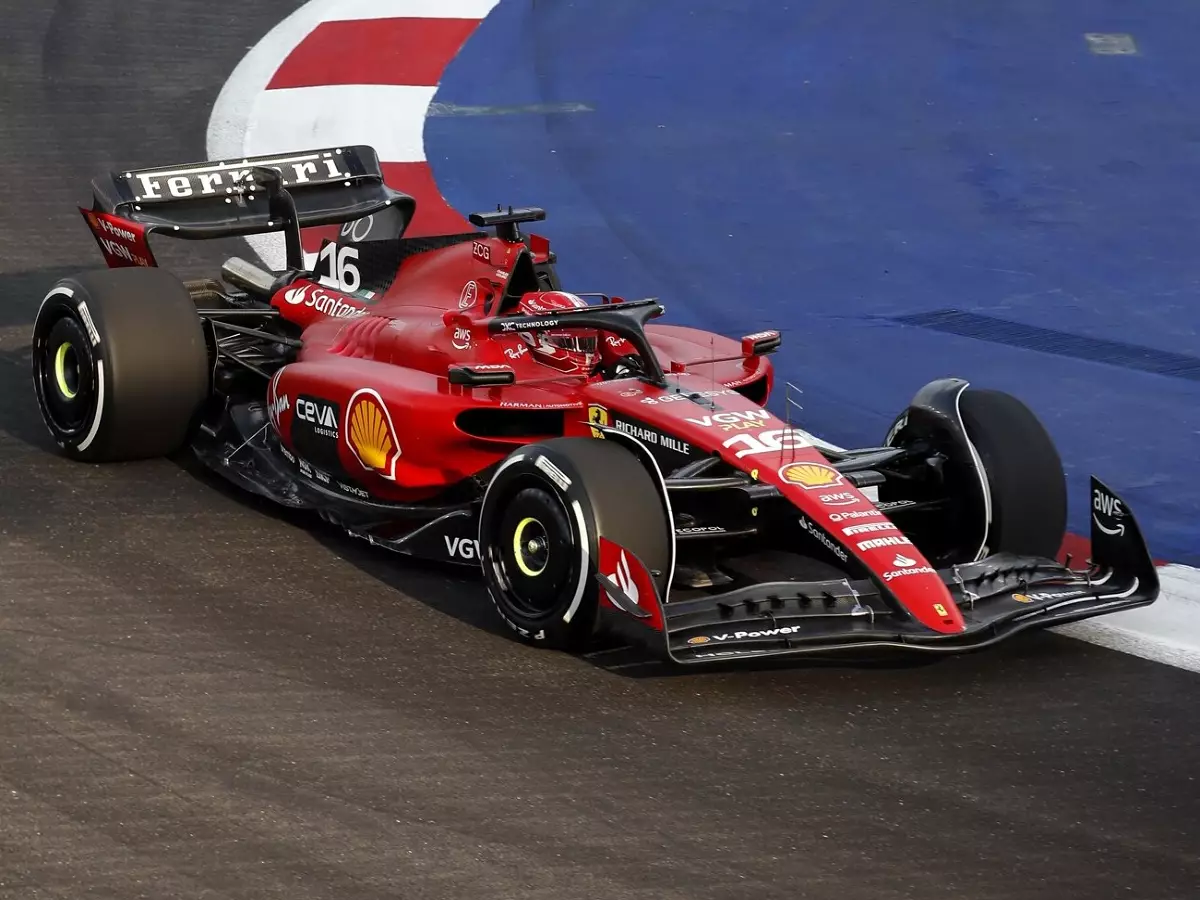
xmin=597 ymin=476 xmax=1160 ymax=664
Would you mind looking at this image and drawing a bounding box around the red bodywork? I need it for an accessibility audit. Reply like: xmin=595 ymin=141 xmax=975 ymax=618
xmin=79 ymin=208 xmax=157 ymax=268
xmin=259 ymin=229 xmax=963 ymax=635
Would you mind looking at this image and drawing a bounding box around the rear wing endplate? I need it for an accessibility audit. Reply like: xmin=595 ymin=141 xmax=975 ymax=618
xmin=88 ymin=145 xmax=415 ymax=242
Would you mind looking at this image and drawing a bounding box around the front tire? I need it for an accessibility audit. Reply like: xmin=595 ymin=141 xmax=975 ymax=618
xmin=479 ymin=438 xmax=671 ymax=651
xmin=31 ymin=268 xmax=210 ymax=462
xmin=958 ymin=388 xmax=1067 ymax=559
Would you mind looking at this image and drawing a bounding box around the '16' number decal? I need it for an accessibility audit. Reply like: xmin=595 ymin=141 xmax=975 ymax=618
xmin=722 ymin=428 xmax=813 ymax=458
xmin=316 ymin=242 xmax=361 ymax=294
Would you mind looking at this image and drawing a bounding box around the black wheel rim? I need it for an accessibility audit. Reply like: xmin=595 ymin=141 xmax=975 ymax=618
xmin=494 ymin=485 xmax=578 ymax=619
xmin=35 ymin=315 xmax=96 ymax=435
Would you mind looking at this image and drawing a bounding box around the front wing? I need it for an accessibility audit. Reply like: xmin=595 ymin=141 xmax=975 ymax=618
xmin=596 ymin=477 xmax=1161 ymax=664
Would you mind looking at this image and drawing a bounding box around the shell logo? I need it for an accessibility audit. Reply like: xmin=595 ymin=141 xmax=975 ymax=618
xmin=1012 ymin=593 xmax=1034 ymax=604
xmin=687 ymin=635 xmax=711 ymax=645
xmin=778 ymin=462 xmax=844 ymax=490
xmin=345 ymin=388 xmax=402 ymax=480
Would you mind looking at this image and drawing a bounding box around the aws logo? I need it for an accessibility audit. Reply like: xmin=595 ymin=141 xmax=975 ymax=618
xmin=345 ymin=388 xmax=402 ymax=480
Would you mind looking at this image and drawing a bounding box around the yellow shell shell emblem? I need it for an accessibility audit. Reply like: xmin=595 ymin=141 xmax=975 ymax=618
xmin=778 ymin=462 xmax=843 ymax=490
xmin=1012 ymin=593 xmax=1033 ymax=604
xmin=346 ymin=389 xmax=401 ymax=480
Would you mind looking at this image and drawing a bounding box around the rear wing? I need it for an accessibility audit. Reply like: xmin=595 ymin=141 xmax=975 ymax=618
xmin=83 ymin=145 xmax=415 ymax=270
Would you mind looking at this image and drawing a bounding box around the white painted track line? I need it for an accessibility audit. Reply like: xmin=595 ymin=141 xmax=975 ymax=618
xmin=1056 ymin=565 xmax=1200 ymax=673
xmin=243 ymin=84 xmax=435 ymax=163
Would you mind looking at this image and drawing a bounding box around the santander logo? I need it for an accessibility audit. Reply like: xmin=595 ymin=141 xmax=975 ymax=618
xmin=882 ymin=552 xmax=936 ymax=583
xmin=279 ymin=282 xmax=365 ymax=319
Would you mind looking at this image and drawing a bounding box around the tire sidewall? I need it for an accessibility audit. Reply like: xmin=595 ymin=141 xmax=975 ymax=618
xmin=31 ymin=270 xmax=210 ymax=462
xmin=32 ymin=286 xmax=110 ymax=456
xmin=479 ymin=438 xmax=672 ymax=651
xmin=479 ymin=446 xmax=604 ymax=648
xmin=958 ymin=389 xmax=1067 ymax=559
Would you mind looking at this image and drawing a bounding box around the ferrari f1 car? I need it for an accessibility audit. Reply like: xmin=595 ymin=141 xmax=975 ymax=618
xmin=31 ymin=145 xmax=1160 ymax=664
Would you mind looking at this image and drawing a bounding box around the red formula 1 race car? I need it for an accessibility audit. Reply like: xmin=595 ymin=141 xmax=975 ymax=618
xmin=31 ymin=146 xmax=1160 ymax=664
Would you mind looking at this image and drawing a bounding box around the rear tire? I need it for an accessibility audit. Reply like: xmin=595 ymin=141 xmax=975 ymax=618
xmin=959 ymin=388 xmax=1067 ymax=559
xmin=479 ymin=438 xmax=671 ymax=651
xmin=31 ymin=268 xmax=210 ymax=462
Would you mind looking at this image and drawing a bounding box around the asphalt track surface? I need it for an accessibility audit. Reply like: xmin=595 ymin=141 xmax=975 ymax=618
xmin=1 ymin=3 xmax=1198 ymax=899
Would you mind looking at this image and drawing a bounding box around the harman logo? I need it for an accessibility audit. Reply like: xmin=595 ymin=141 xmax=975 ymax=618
xmin=346 ymin=388 xmax=402 ymax=480
xmin=778 ymin=462 xmax=843 ymax=490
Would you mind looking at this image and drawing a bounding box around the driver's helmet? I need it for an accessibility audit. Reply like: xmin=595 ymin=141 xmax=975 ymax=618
xmin=516 ymin=291 xmax=598 ymax=374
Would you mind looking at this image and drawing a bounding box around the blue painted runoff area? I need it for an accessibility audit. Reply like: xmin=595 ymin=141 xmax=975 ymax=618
xmin=425 ymin=0 xmax=1200 ymax=564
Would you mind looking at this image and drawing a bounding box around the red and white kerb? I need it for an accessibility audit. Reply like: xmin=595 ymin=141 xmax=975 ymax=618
xmin=206 ymin=0 xmax=500 ymax=268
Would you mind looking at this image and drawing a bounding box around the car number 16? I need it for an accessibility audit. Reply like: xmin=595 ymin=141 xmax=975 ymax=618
xmin=722 ymin=428 xmax=813 ymax=458
xmin=316 ymin=242 xmax=362 ymax=294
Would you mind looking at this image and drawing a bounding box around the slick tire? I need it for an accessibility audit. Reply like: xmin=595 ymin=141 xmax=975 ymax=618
xmin=479 ymin=438 xmax=671 ymax=651
xmin=959 ymin=388 xmax=1067 ymax=558
xmin=31 ymin=268 xmax=210 ymax=462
